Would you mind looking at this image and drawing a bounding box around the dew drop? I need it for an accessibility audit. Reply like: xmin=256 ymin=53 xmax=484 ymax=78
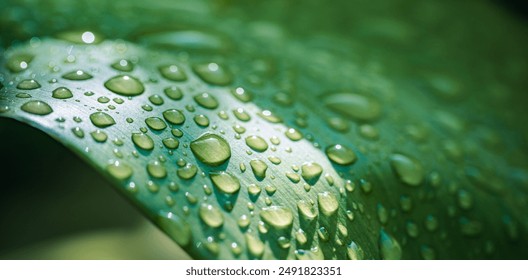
xmin=194 ymin=114 xmax=210 ymax=126
xmin=379 ymin=229 xmax=402 ymax=260
xmin=285 ymin=128 xmax=303 ymax=141
xmin=233 ymin=108 xmax=251 ymax=121
xmin=390 ymin=153 xmax=425 ymax=186
xmin=97 ymin=96 xmax=110 ymax=103
xmin=260 ymin=206 xmax=293 ymax=229
xmin=148 ymin=94 xmax=164 ymax=106
xmin=250 ymin=159 xmax=268 ymax=179
xmin=162 ymin=137 xmax=179 ymax=149
xmin=286 ymin=172 xmax=301 ymax=183
xmin=21 ymin=100 xmax=53 ymax=115
xmin=7 ymin=53 xmax=33 ymax=72
xmin=297 ymin=200 xmax=318 ymax=220
xmin=17 ymin=79 xmax=40 ymax=90
xmin=177 ymin=163 xmax=198 ymax=180
xmin=193 ymin=62 xmax=233 ymax=86
xmin=210 ymin=171 xmax=240 ymax=194
xmin=325 ymin=144 xmax=357 ymax=165
xmin=159 ymin=64 xmax=187 ymax=81
xmin=71 ymin=127 xmax=84 ymax=138
xmin=323 ymin=92 xmax=381 ymax=122
xmin=104 ymin=75 xmax=144 ymax=96
xmin=199 ymin=204 xmax=224 ymax=228
xmin=162 ymin=109 xmax=185 ymax=125
xmin=301 ymin=162 xmax=323 ymax=183
xmin=317 ymin=192 xmax=339 ymax=216
xmin=145 ymin=117 xmax=167 ymax=131
xmin=193 ymin=92 xmax=218 ymax=109
xmin=164 ymin=86 xmax=183 ymax=100
xmin=147 ymin=160 xmax=167 ymax=178
xmin=157 ymin=211 xmax=191 ymax=246
xmin=90 ymin=130 xmax=108 ymax=143
xmin=245 ymin=135 xmax=268 ymax=152
xmin=111 ymin=59 xmax=134 ymax=72
xmin=62 ymin=70 xmax=92 ymax=80
xmin=231 ymin=87 xmax=253 ymax=102
xmin=190 ymin=133 xmax=231 ymax=166
xmin=106 ymin=160 xmax=133 ymax=180
xmin=131 ymin=132 xmax=154 ymax=150
xmin=89 ymin=112 xmax=116 ymax=128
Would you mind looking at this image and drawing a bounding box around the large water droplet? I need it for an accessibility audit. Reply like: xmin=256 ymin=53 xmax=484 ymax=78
xmin=106 ymin=160 xmax=133 ymax=180
xmin=301 ymin=162 xmax=323 ymax=183
xmin=21 ymin=100 xmax=53 ymax=115
xmin=145 ymin=117 xmax=167 ymax=131
xmin=245 ymin=135 xmax=268 ymax=152
xmin=210 ymin=171 xmax=240 ymax=194
xmin=159 ymin=64 xmax=187 ymax=81
xmin=89 ymin=112 xmax=116 ymax=128
xmin=379 ymin=229 xmax=402 ymax=260
xmin=193 ymin=114 xmax=210 ymax=126
xmin=104 ymin=75 xmax=144 ymax=96
xmin=390 ymin=153 xmax=424 ymax=186
xmin=250 ymin=159 xmax=268 ymax=179
xmin=297 ymin=200 xmax=318 ymax=220
xmin=62 ymin=70 xmax=92 ymax=80
xmin=162 ymin=109 xmax=185 ymax=125
xmin=157 ymin=211 xmax=191 ymax=246
xmin=190 ymin=133 xmax=231 ymax=166
xmin=193 ymin=62 xmax=232 ymax=85
xmin=131 ymin=132 xmax=154 ymax=150
xmin=194 ymin=92 xmax=218 ymax=109
xmin=323 ymin=92 xmax=381 ymax=122
xmin=199 ymin=204 xmax=224 ymax=228
xmin=260 ymin=206 xmax=293 ymax=230
xmin=52 ymin=87 xmax=73 ymax=99
xmin=17 ymin=79 xmax=41 ymax=90
xmin=317 ymin=192 xmax=339 ymax=216
xmin=325 ymin=144 xmax=357 ymax=165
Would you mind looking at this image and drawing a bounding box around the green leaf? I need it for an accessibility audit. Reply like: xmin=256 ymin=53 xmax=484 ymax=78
xmin=1 ymin=0 xmax=527 ymax=259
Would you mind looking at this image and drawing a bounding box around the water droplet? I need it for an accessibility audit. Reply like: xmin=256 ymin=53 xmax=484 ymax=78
xmin=17 ymin=79 xmax=40 ymax=90
xmin=400 ymin=195 xmax=412 ymax=212
xmin=145 ymin=117 xmax=167 ymax=131
xmin=285 ymin=128 xmax=303 ymax=141
xmin=190 ymin=133 xmax=231 ymax=166
xmin=104 ymin=75 xmax=144 ymax=96
xmin=358 ymin=124 xmax=379 ymax=140
xmin=317 ymin=227 xmax=329 ymax=242
xmin=90 ymin=130 xmax=108 ymax=143
xmin=268 ymin=156 xmax=281 ymax=165
xmin=424 ymin=215 xmax=439 ymax=232
xmin=245 ymin=135 xmax=268 ymax=152
xmin=390 ymin=153 xmax=425 ymax=186
xmin=71 ymin=127 xmax=84 ymax=138
xmin=131 ymin=132 xmax=154 ymax=150
xmin=323 ymin=92 xmax=381 ymax=122
xmin=106 ymin=160 xmax=133 ymax=180
xmin=245 ymin=233 xmax=264 ymax=258
xmin=89 ymin=112 xmax=116 ymax=128
xmin=157 ymin=211 xmax=191 ymax=246
xmin=159 ymin=64 xmax=187 ymax=81
xmin=7 ymin=53 xmax=33 ymax=72
xmin=327 ymin=117 xmax=349 ymax=132
xmin=146 ymin=180 xmax=160 ymax=193
xmin=164 ymin=86 xmax=183 ymax=100
xmin=406 ymin=221 xmax=419 ymax=238
xmin=317 ymin=192 xmax=339 ymax=216
xmin=459 ymin=217 xmax=482 ymax=236
xmin=420 ymin=245 xmax=436 ymax=260
xmin=260 ymin=206 xmax=293 ymax=229
xmin=194 ymin=114 xmax=210 ymax=126
xmin=295 ymin=247 xmax=324 ymax=260
xmin=250 ymin=159 xmax=268 ymax=179
xmin=21 ymin=100 xmax=53 ymax=115
xmin=193 ymin=62 xmax=232 ymax=85
xmin=210 ymin=171 xmax=240 ymax=194
xmin=194 ymin=92 xmax=218 ymax=109
xmin=230 ymin=242 xmax=242 ymax=256
xmin=177 ymin=163 xmax=198 ymax=180
xmin=233 ymin=108 xmax=251 ymax=121
xmin=199 ymin=204 xmax=224 ymax=228
xmin=286 ymin=172 xmax=300 ymax=183
xmin=325 ymin=144 xmax=357 ymax=165
xmin=162 ymin=109 xmax=185 ymax=125
xmin=301 ymin=162 xmax=323 ymax=183
xmin=111 ymin=59 xmax=134 ymax=72
xmin=147 ymin=160 xmax=167 ymax=178
xmin=162 ymin=137 xmax=179 ymax=149
xmin=258 ymin=110 xmax=282 ymax=123
xmin=231 ymin=87 xmax=253 ymax=102
xmin=148 ymin=94 xmax=164 ymax=106
xmin=297 ymin=200 xmax=317 ymax=220
xmin=295 ymin=230 xmax=308 ymax=246
xmin=97 ymin=96 xmax=110 ymax=103
xmin=62 ymin=70 xmax=92 ymax=80
xmin=377 ymin=203 xmax=388 ymax=224
xmin=15 ymin=93 xmax=31 ymax=98
xmin=347 ymin=241 xmax=365 ymax=260
xmin=379 ymin=229 xmax=402 ymax=260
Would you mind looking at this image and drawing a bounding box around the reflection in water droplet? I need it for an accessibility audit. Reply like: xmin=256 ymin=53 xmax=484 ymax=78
xmin=21 ymin=100 xmax=53 ymax=115
xmin=104 ymin=75 xmax=144 ymax=96
xmin=190 ymin=133 xmax=231 ymax=166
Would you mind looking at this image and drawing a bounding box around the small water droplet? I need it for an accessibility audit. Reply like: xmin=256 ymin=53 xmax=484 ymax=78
xmin=231 ymin=87 xmax=253 ymax=102
xmin=406 ymin=221 xmax=419 ymax=238
xmin=71 ymin=127 xmax=84 ymax=138
xmin=260 ymin=206 xmax=293 ymax=230
xmin=62 ymin=70 xmax=92 ymax=80
xmin=285 ymin=128 xmax=303 ymax=141
xmin=157 ymin=211 xmax=191 ymax=246
xmin=90 ymin=130 xmax=108 ymax=142
xmin=358 ymin=124 xmax=379 ymax=140
xmin=233 ymin=108 xmax=251 ymax=121
xmin=424 ymin=215 xmax=439 ymax=232
xmin=177 ymin=163 xmax=198 ymax=179
xmin=106 ymin=160 xmax=133 ymax=180
xmin=286 ymin=172 xmax=301 ymax=183
xmin=194 ymin=114 xmax=210 ymax=126
xmin=325 ymin=144 xmax=357 ymax=165
xmin=159 ymin=64 xmax=187 ymax=81
xmin=193 ymin=62 xmax=232 ymax=85
xmin=400 ymin=195 xmax=412 ymax=212
xmin=377 ymin=203 xmax=388 ymax=225
xmin=199 ymin=204 xmax=224 ymax=228
xmin=131 ymin=132 xmax=154 ymax=150
xmin=194 ymin=92 xmax=218 ymax=109
xmin=111 ymin=59 xmax=134 ymax=72
xmin=164 ymin=86 xmax=184 ymax=100
xmin=190 ymin=133 xmax=231 ymax=166
xmin=421 ymin=245 xmax=436 ymax=260
xmin=89 ymin=112 xmax=116 ymax=128
xmin=379 ymin=229 xmax=402 ymax=260
xmin=21 ymin=100 xmax=53 ymax=115
xmin=323 ymin=92 xmax=381 ymax=122
xmin=97 ymin=96 xmax=110 ymax=103
xmin=148 ymin=94 xmax=165 ymax=106
xmin=104 ymin=75 xmax=144 ymax=96
xmin=250 ymin=159 xmax=268 ymax=179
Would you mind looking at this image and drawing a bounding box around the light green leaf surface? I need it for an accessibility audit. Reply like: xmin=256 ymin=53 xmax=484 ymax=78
xmin=1 ymin=0 xmax=527 ymax=259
